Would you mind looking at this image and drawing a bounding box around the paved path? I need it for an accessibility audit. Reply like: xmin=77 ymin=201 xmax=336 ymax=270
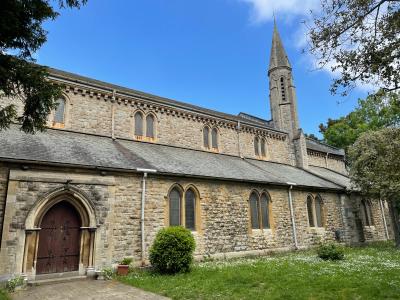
xmin=12 ymin=280 xmax=169 ymax=300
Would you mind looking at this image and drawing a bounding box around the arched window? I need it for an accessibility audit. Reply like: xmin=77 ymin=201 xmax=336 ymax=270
xmin=361 ymin=200 xmax=373 ymax=226
xmin=54 ymin=98 xmax=66 ymax=124
xmin=134 ymin=112 xmax=143 ymax=136
xmin=203 ymin=126 xmax=210 ymax=148
xmin=307 ymin=195 xmax=315 ymax=227
xmin=169 ymin=188 xmax=181 ymax=226
xmin=307 ymin=195 xmax=324 ymax=228
xmin=315 ymin=195 xmax=323 ymax=227
xmin=146 ymin=114 xmax=155 ymax=138
xmin=260 ymin=138 xmax=266 ymax=157
xmin=211 ymin=128 xmax=218 ymax=149
xmin=280 ymin=77 xmax=286 ymax=102
xmin=249 ymin=192 xmax=260 ymax=229
xmin=260 ymin=193 xmax=270 ymax=229
xmin=185 ymin=189 xmax=196 ymax=230
xmin=254 ymin=137 xmax=259 ymax=156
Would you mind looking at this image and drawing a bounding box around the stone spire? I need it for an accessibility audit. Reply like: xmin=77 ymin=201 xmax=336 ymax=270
xmin=268 ymin=22 xmax=291 ymax=73
xmin=267 ymin=21 xmax=308 ymax=169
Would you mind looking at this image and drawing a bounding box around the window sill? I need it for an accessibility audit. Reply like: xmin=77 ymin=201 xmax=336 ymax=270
xmin=134 ymin=135 xmax=156 ymax=142
xmin=251 ymin=228 xmax=273 ymax=236
xmin=308 ymin=227 xmax=325 ymax=233
xmin=363 ymin=225 xmax=375 ymax=229
xmin=203 ymin=147 xmax=219 ymax=153
xmin=52 ymin=122 xmax=65 ymax=129
xmin=255 ymin=155 xmax=267 ymax=160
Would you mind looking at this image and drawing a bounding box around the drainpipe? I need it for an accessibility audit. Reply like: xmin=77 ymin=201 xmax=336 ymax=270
xmin=379 ymin=198 xmax=389 ymax=240
xmin=137 ymin=168 xmax=157 ymax=266
xmin=325 ymin=152 xmax=329 ymax=168
xmin=111 ymin=89 xmax=116 ymax=140
xmin=287 ymin=182 xmax=298 ymax=249
xmin=237 ymin=121 xmax=242 ymax=158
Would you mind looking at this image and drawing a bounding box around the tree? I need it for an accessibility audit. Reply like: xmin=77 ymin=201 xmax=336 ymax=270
xmin=319 ymin=91 xmax=400 ymax=152
xmin=307 ymin=0 xmax=400 ymax=96
xmin=348 ymin=128 xmax=400 ymax=247
xmin=0 ymin=0 xmax=87 ymax=133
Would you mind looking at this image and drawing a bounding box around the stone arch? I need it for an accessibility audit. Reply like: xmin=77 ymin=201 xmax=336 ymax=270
xmin=145 ymin=112 xmax=157 ymax=139
xmin=23 ymin=186 xmax=97 ymax=279
xmin=184 ymin=184 xmax=202 ymax=232
xmin=25 ymin=186 xmax=97 ymax=230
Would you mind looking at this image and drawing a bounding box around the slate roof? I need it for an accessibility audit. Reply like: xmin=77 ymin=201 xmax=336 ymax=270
xmin=309 ymin=166 xmax=352 ymax=190
xmin=0 ymin=125 xmax=343 ymax=190
xmin=306 ymin=138 xmax=345 ymax=156
xmin=48 ymin=68 xmax=279 ymax=132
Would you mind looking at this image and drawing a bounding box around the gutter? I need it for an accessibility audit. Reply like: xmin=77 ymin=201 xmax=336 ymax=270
xmin=287 ymin=182 xmax=298 ymax=249
xmin=0 ymin=157 xmax=345 ymax=192
xmin=137 ymin=168 xmax=157 ymax=266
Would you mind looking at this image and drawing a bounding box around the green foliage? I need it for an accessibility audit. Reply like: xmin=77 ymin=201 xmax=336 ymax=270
xmin=307 ymin=0 xmax=400 ymax=95
xmin=101 ymin=267 xmax=115 ymax=280
xmin=0 ymin=0 xmax=86 ymax=133
xmin=5 ymin=276 xmax=24 ymax=293
xmin=120 ymin=257 xmax=133 ymax=266
xmin=120 ymin=243 xmax=400 ymax=299
xmin=348 ymin=128 xmax=400 ymax=246
xmin=348 ymin=128 xmax=400 ymax=200
xmin=317 ymin=242 xmax=345 ymax=261
xmin=149 ymin=226 xmax=195 ymax=274
xmin=319 ymin=91 xmax=400 ymax=152
xmin=0 ymin=289 xmax=10 ymax=300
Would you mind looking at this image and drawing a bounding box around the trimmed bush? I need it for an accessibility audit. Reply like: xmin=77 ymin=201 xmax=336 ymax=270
xmin=317 ymin=242 xmax=345 ymax=261
xmin=150 ymin=226 xmax=195 ymax=274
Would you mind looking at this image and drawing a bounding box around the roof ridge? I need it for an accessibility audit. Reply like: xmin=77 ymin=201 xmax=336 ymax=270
xmin=306 ymin=137 xmax=343 ymax=151
xmin=309 ymin=164 xmax=349 ymax=178
xmin=300 ymin=166 xmax=346 ymax=189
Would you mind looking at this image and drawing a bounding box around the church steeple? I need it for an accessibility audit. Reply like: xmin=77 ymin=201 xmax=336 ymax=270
xmin=267 ymin=22 xmax=308 ymax=169
xmin=269 ymin=22 xmax=291 ymax=73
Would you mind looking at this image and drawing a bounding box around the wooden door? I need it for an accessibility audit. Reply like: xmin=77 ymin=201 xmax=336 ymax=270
xmin=36 ymin=201 xmax=81 ymax=274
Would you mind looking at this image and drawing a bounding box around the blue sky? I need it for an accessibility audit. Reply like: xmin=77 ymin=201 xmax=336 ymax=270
xmin=37 ymin=0 xmax=368 ymax=137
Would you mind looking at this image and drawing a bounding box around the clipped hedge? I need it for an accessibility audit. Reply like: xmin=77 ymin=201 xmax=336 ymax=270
xmin=149 ymin=226 xmax=195 ymax=274
xmin=317 ymin=242 xmax=345 ymax=261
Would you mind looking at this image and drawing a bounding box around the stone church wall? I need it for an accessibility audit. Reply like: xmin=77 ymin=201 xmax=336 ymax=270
xmin=308 ymin=152 xmax=347 ymax=174
xmin=0 ymin=165 xmax=391 ymax=277
xmin=0 ymin=165 xmax=9 ymax=247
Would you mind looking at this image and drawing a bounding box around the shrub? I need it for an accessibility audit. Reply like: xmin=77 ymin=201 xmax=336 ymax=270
xmin=101 ymin=267 xmax=115 ymax=280
xmin=149 ymin=226 xmax=196 ymax=274
xmin=120 ymin=257 xmax=133 ymax=265
xmin=5 ymin=276 xmax=24 ymax=293
xmin=317 ymin=242 xmax=345 ymax=261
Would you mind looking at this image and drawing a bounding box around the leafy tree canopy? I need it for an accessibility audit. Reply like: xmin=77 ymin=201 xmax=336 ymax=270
xmin=308 ymin=0 xmax=400 ymax=96
xmin=348 ymin=128 xmax=400 ymax=200
xmin=319 ymin=91 xmax=400 ymax=152
xmin=348 ymin=128 xmax=400 ymax=246
xmin=0 ymin=0 xmax=86 ymax=133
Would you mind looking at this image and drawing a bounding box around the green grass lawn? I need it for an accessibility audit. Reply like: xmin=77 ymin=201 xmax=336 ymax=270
xmin=119 ymin=242 xmax=400 ymax=300
xmin=0 ymin=289 xmax=10 ymax=300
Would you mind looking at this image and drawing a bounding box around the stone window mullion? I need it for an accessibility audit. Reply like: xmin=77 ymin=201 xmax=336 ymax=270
xmin=181 ymin=193 xmax=185 ymax=227
xmin=258 ymin=197 xmax=263 ymax=229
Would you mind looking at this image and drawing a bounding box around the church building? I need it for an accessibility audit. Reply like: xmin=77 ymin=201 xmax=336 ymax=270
xmin=0 ymin=25 xmax=392 ymax=281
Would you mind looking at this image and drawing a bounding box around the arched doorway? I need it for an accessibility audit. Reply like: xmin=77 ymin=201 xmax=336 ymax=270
xmin=36 ymin=201 xmax=81 ymax=274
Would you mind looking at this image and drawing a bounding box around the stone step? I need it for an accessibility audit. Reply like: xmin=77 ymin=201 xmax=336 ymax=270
xmin=28 ymin=275 xmax=87 ymax=286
